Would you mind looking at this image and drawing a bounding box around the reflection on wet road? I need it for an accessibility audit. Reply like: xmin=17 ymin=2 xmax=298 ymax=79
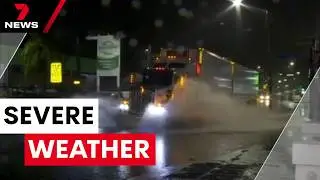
xmin=0 ymin=111 xmax=285 ymax=180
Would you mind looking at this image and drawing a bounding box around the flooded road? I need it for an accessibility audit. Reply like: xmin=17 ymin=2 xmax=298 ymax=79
xmin=0 ymin=112 xmax=286 ymax=180
xmin=0 ymin=90 xmax=292 ymax=179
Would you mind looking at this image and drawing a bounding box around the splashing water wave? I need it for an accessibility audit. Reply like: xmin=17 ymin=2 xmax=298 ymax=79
xmin=166 ymin=78 xmax=288 ymax=132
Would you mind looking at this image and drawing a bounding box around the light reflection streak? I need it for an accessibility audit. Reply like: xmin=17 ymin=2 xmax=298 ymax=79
xmin=156 ymin=136 xmax=165 ymax=168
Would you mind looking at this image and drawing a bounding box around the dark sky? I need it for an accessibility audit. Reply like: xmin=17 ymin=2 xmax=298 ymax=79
xmin=8 ymin=0 xmax=320 ymax=72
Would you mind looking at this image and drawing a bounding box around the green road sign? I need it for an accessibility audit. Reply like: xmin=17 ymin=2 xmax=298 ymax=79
xmin=97 ymin=55 xmax=120 ymax=70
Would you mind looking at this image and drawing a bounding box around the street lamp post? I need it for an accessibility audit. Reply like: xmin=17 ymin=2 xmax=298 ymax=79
xmin=232 ymin=0 xmax=271 ymax=69
xmin=265 ymin=10 xmax=271 ymax=61
xmin=232 ymin=0 xmax=272 ymax=97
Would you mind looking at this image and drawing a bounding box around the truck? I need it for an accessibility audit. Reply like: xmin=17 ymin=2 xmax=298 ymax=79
xmin=126 ymin=47 xmax=260 ymax=117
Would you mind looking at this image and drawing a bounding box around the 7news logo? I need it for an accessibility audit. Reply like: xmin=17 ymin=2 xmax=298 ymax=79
xmin=3 ymin=0 xmax=66 ymax=33
xmin=4 ymin=3 xmax=39 ymax=29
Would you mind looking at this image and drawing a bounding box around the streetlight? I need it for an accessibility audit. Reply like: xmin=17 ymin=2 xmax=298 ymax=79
xmin=232 ymin=0 xmax=243 ymax=7
xmin=289 ymin=61 xmax=295 ymax=66
xmin=230 ymin=1 xmax=271 ymax=70
xmin=257 ymin=65 xmax=261 ymax=70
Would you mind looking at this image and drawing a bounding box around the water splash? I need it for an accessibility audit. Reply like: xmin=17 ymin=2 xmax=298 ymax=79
xmin=72 ymin=94 xmax=117 ymax=129
xmin=168 ymin=78 xmax=288 ymax=132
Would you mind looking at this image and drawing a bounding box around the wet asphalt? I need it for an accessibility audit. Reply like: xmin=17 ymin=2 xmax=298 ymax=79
xmin=0 ymin=100 xmax=290 ymax=180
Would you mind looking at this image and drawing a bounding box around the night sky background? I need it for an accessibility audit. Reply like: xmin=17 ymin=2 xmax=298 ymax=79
xmin=4 ymin=0 xmax=320 ymax=75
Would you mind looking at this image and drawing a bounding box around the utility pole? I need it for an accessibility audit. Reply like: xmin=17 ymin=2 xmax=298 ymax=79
xmin=265 ymin=10 xmax=271 ymax=58
xmin=231 ymin=61 xmax=235 ymax=95
xmin=264 ymin=10 xmax=273 ymax=99
xmin=309 ymin=38 xmax=319 ymax=82
xmin=309 ymin=38 xmax=320 ymax=122
xmin=76 ymin=36 xmax=81 ymax=76
xmin=145 ymin=44 xmax=152 ymax=67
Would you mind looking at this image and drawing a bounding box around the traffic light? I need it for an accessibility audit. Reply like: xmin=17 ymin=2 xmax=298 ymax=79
xmin=129 ymin=73 xmax=136 ymax=84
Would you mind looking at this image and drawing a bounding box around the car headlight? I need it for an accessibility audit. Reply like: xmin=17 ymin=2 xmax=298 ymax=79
xmin=145 ymin=104 xmax=166 ymax=116
xmin=265 ymin=99 xmax=270 ymax=106
xmin=119 ymin=103 xmax=129 ymax=111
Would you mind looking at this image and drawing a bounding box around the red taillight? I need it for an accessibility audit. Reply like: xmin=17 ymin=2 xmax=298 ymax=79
xmin=196 ymin=63 xmax=201 ymax=75
xmin=155 ymin=67 xmax=165 ymax=71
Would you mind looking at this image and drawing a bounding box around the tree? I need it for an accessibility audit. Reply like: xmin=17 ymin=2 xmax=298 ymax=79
xmin=20 ymin=34 xmax=61 ymax=87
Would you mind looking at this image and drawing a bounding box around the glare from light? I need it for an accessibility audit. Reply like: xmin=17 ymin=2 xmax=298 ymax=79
xmin=278 ymin=80 xmax=282 ymax=83
xmin=296 ymin=71 xmax=300 ymax=75
xmin=119 ymin=104 xmax=129 ymax=111
xmin=259 ymin=95 xmax=265 ymax=100
xmin=265 ymin=95 xmax=270 ymax=100
xmin=146 ymin=104 xmax=166 ymax=116
xmin=232 ymin=0 xmax=243 ymax=7
xmin=179 ymin=76 xmax=185 ymax=86
xmin=73 ymin=80 xmax=80 ymax=85
xmin=289 ymin=61 xmax=295 ymax=66
xmin=257 ymin=65 xmax=261 ymax=69
xmin=122 ymin=100 xmax=129 ymax=105
xmin=301 ymin=108 xmax=305 ymax=116
xmin=244 ymin=70 xmax=259 ymax=73
xmin=156 ymin=136 xmax=165 ymax=168
xmin=265 ymin=99 xmax=270 ymax=107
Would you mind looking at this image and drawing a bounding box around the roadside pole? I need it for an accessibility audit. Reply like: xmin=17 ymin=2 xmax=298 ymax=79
xmin=309 ymin=38 xmax=320 ymax=122
xmin=231 ymin=61 xmax=235 ymax=95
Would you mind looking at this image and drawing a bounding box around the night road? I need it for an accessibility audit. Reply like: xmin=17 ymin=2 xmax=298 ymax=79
xmin=0 ymin=96 xmax=291 ymax=180
xmin=0 ymin=0 xmax=316 ymax=178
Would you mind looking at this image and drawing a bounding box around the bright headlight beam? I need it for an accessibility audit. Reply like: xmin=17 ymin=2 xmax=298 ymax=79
xmin=146 ymin=104 xmax=166 ymax=116
xmin=119 ymin=104 xmax=129 ymax=111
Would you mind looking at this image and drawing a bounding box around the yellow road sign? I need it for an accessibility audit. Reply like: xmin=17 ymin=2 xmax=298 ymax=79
xmin=50 ymin=62 xmax=62 ymax=83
